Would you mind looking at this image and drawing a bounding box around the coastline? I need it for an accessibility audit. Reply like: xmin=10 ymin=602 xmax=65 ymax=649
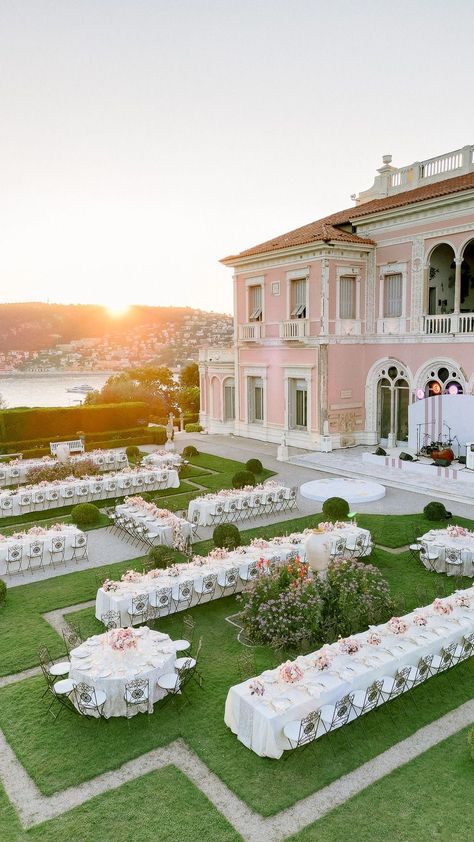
xmin=0 ymin=370 xmax=115 ymax=378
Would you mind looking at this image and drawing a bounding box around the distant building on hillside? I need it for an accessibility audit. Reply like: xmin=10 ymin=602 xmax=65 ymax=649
xmin=199 ymin=144 xmax=474 ymax=449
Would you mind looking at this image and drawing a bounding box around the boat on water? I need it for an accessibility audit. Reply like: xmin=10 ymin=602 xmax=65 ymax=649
xmin=66 ymin=384 xmax=95 ymax=393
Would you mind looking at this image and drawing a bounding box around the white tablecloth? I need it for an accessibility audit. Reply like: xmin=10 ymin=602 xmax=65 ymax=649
xmin=69 ymin=627 xmax=177 ymax=718
xmin=0 ymin=451 xmax=128 ymax=485
xmin=142 ymin=452 xmax=183 ymax=469
xmin=188 ymin=484 xmax=294 ymax=526
xmin=116 ymin=503 xmax=192 ymax=547
xmin=225 ymin=587 xmax=474 ymax=758
xmin=420 ymin=530 xmax=474 ymax=576
xmin=0 ymin=467 xmax=179 ymax=517
xmin=0 ymin=525 xmax=85 ymax=572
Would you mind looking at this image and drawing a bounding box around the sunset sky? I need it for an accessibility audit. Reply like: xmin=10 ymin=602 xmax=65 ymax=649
xmin=1 ymin=0 xmax=473 ymax=314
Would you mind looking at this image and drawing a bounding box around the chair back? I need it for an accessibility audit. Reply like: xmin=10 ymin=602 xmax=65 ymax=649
xmin=101 ymin=610 xmax=121 ymax=630
xmin=124 ymin=678 xmax=149 ymax=704
xmin=297 ymin=710 xmax=322 ymax=745
xmin=51 ymin=536 xmax=66 ymax=552
xmin=7 ymin=544 xmax=22 ymax=562
xmin=330 ymin=693 xmax=354 ymax=728
xmin=131 ymin=593 xmax=149 ymax=616
xmin=29 ymin=541 xmax=44 ymax=557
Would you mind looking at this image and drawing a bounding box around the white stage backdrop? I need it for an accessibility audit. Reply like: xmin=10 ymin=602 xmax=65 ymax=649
xmin=408 ymin=394 xmax=474 ymax=453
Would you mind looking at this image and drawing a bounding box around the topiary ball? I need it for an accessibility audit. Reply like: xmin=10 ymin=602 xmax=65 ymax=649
xmin=232 ymin=470 xmax=256 ymax=489
xmin=322 ymin=496 xmax=350 ymax=520
xmin=245 ymin=458 xmax=263 ymax=475
xmin=0 ymin=578 xmax=6 ymax=607
xmin=147 ymin=545 xmax=175 ymax=569
xmin=213 ymin=523 xmax=241 ymax=550
xmin=126 ymin=445 xmax=140 ymax=459
xmin=70 ymin=502 xmax=101 ymax=527
xmin=182 ymin=445 xmax=199 ymax=459
xmin=423 ymin=501 xmax=448 ymax=522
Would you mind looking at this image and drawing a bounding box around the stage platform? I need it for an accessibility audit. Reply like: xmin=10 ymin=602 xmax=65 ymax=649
xmin=289 ymin=446 xmax=474 ymax=505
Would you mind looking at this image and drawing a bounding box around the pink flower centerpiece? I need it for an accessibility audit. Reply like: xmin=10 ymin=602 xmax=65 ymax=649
xmin=250 ymin=538 xmax=270 ymax=549
xmin=413 ymin=614 xmax=427 ymax=626
xmin=249 ymin=679 xmax=265 ymax=696
xmin=339 ymin=637 xmax=360 ymax=655
xmin=446 ymin=525 xmax=469 ymax=538
xmin=432 ymin=598 xmax=453 ymax=615
xmin=121 ymin=569 xmax=142 ymax=583
xmin=367 ymin=631 xmax=382 ymax=646
xmin=209 ymin=548 xmax=228 ymax=560
xmin=108 ymin=628 xmax=137 ymax=651
xmin=102 ymin=578 xmax=119 ymax=592
xmin=279 ymin=661 xmax=304 ymax=683
xmin=314 ymin=651 xmax=331 ymax=670
xmin=388 ymin=617 xmax=408 ymax=634
xmin=455 ymin=594 xmax=471 ymax=608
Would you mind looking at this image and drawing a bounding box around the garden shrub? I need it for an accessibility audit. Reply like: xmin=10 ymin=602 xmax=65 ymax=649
xmin=184 ymin=423 xmax=203 ymax=433
xmin=213 ymin=523 xmax=241 ymax=550
xmin=150 ymin=426 xmax=167 ymax=445
xmin=245 ymin=458 xmax=263 ymax=474
xmin=147 ymin=545 xmax=174 ymax=568
xmin=70 ymin=503 xmax=101 ymax=526
xmin=320 ymin=558 xmax=394 ymax=639
xmin=0 ymin=579 xmax=6 ymax=607
xmin=126 ymin=445 xmax=140 ymax=460
xmin=182 ymin=445 xmax=199 ymax=459
xmin=232 ymin=470 xmax=256 ymax=489
xmin=423 ymin=501 xmax=449 ymax=521
xmin=26 ymin=459 xmax=99 ymax=485
xmin=0 ymin=402 xmax=149 ymax=443
xmin=322 ymin=496 xmax=350 ymax=520
xmin=238 ymin=558 xmax=323 ymax=648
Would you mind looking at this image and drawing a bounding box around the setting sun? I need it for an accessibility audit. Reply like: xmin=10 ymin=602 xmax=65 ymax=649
xmin=105 ymin=303 xmax=130 ymax=318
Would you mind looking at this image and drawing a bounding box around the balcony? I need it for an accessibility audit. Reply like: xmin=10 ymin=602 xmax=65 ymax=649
xmin=424 ymin=313 xmax=474 ymax=335
xmin=279 ymin=319 xmax=309 ymax=340
xmin=238 ymin=322 xmax=264 ymax=341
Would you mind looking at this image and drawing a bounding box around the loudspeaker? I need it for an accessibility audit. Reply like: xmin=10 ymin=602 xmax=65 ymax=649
xmin=373 ymin=447 xmax=386 ymax=456
xmin=458 ymin=456 xmax=466 ymax=465
xmin=399 ymin=452 xmax=413 ymax=461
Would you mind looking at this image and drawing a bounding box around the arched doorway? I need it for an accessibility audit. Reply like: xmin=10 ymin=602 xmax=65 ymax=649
xmin=376 ymin=364 xmax=410 ymax=446
xmin=460 ymin=239 xmax=474 ymax=314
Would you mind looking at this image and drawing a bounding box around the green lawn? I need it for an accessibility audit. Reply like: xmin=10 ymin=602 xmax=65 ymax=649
xmin=0 ymin=452 xmax=472 ymax=839
xmin=289 ymin=727 xmax=473 ymax=842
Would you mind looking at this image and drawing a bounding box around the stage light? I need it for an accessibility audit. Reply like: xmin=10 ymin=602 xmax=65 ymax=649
xmin=447 ymin=384 xmax=459 ymax=395
xmin=416 ymin=388 xmax=425 ymax=400
xmin=431 ymin=382 xmax=442 ymax=395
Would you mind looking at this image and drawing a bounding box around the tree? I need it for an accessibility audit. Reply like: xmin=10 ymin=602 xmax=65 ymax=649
xmin=178 ymin=386 xmax=200 ymax=415
xmin=180 ymin=361 xmax=199 ymax=388
xmin=85 ymin=366 xmax=178 ymax=415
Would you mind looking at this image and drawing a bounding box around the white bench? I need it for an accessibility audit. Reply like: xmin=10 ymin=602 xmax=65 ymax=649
xmin=50 ymin=440 xmax=85 ymax=456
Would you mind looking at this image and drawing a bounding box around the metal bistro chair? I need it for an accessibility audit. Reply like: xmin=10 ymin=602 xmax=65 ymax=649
xmin=194 ymin=573 xmax=218 ymax=605
xmin=175 ymin=636 xmax=203 ymax=687
xmin=217 ymin=566 xmax=239 ymax=597
xmin=209 ymin=504 xmax=226 ymax=527
xmin=172 ymin=580 xmax=194 ymax=613
xmin=239 ymin=561 xmax=259 ymax=585
xmin=329 ymin=537 xmax=347 ymax=561
xmin=124 ymin=678 xmax=150 ymax=718
xmin=237 ymin=650 xmax=255 ymax=682
xmin=283 ymin=709 xmax=325 ymax=751
xmin=49 ymin=536 xmax=67 ymax=567
xmin=349 ymin=533 xmax=372 ymax=560
xmin=318 ymin=693 xmax=355 ymax=753
xmin=72 ymin=682 xmax=107 ymax=718
xmin=26 ymin=540 xmax=45 ymax=573
xmin=350 ymin=680 xmax=383 ymax=722
xmin=444 ymin=548 xmax=463 ymax=577
xmin=430 ymin=642 xmax=458 ymax=676
xmin=71 ymin=533 xmax=89 ymax=563
xmin=419 ymin=541 xmax=441 ymax=573
xmin=62 ymin=624 xmax=84 ymax=655
xmin=149 ymin=586 xmax=173 ymax=620
xmin=127 ymin=593 xmax=150 ymax=626
xmin=33 ymin=490 xmax=47 ymax=511
xmin=5 ymin=544 xmax=24 ymax=575
xmin=101 ymin=610 xmax=121 ymax=630
xmin=190 ymin=509 xmax=202 ymax=540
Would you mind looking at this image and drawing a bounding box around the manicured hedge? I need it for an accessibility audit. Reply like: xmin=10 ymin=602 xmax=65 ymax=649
xmin=0 ymin=402 xmax=149 ymax=443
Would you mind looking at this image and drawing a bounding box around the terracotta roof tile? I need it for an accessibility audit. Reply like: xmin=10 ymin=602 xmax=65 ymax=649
xmin=222 ymin=170 xmax=474 ymax=262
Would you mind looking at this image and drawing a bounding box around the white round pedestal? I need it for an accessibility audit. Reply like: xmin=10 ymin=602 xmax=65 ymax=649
xmin=299 ymin=477 xmax=386 ymax=505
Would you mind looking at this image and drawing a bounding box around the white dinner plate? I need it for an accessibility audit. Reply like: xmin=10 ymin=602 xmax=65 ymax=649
xmin=71 ymin=648 xmax=90 ymax=658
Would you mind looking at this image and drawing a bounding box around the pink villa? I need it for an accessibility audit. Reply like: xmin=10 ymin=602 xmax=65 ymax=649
xmin=199 ymin=145 xmax=474 ymax=451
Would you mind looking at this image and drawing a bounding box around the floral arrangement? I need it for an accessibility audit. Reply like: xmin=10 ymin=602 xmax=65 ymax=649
xmin=317 ymin=521 xmax=350 ymax=533
xmin=279 ymin=661 xmax=304 ymax=683
xmin=314 ymin=650 xmax=331 ymax=670
xmin=367 ymin=631 xmax=382 ymax=646
xmin=208 ymin=548 xmax=228 ymax=560
xmin=388 ymin=617 xmax=408 ymax=635
xmin=250 ymin=538 xmax=270 ymax=549
xmin=446 ymin=525 xmax=470 ymax=538
xmin=338 ymin=637 xmax=360 ymax=655
xmin=121 ymin=569 xmax=143 ymax=583
xmin=413 ymin=614 xmax=428 ymax=626
xmin=432 ymin=598 xmax=453 ymax=615
xmin=455 ymin=593 xmax=471 ymax=608
xmin=26 ymin=459 xmax=101 ymax=485
xmin=108 ymin=628 xmax=137 ymax=651
xmin=102 ymin=578 xmax=119 ymax=592
xmin=191 ymin=555 xmax=208 ymax=566
xmin=320 ymin=559 xmax=393 ymax=639
xmin=167 ymin=564 xmax=181 ymax=577
xmin=248 ymin=679 xmax=265 ymax=696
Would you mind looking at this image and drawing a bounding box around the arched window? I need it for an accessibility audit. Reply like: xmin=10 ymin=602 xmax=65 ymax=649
xmin=423 ymin=366 xmax=463 ymax=396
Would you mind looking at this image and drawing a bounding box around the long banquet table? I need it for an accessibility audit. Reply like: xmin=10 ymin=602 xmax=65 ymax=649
xmin=0 ymin=525 xmax=86 ymax=572
xmin=115 ymin=501 xmax=193 ymax=547
xmin=224 ymin=586 xmax=474 ymax=758
xmin=142 ymin=452 xmax=183 ymax=469
xmin=0 ymin=450 xmax=129 ymax=485
xmin=69 ymin=627 xmax=178 ymax=718
xmin=187 ymin=483 xmax=295 ymax=526
xmin=0 ymin=467 xmax=179 ymax=517
xmin=95 ymin=525 xmax=371 ymax=626
xmin=420 ymin=528 xmax=474 ymax=576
